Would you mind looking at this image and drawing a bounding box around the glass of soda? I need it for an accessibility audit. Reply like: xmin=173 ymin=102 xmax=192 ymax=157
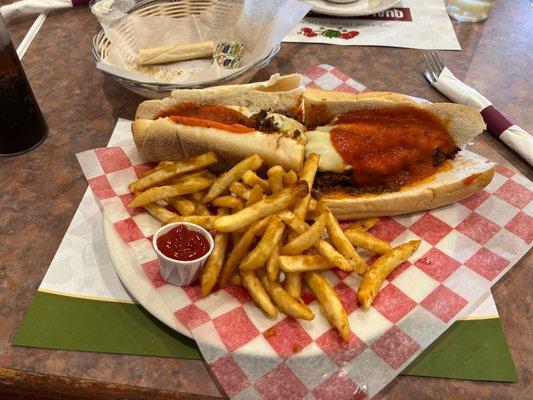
xmin=0 ymin=15 xmax=48 ymax=157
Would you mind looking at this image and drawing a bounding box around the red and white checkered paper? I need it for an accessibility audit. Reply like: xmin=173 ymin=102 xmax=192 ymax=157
xmin=77 ymin=65 xmax=532 ymax=399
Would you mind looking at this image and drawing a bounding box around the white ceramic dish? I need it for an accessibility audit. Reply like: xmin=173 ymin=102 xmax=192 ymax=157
xmin=102 ymin=95 xmax=429 ymax=340
xmin=104 ymin=210 xmax=303 ymax=358
xmin=307 ymin=0 xmax=401 ymax=17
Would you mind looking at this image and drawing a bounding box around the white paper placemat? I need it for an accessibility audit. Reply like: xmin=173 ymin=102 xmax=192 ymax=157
xmin=284 ymin=0 xmax=461 ymax=50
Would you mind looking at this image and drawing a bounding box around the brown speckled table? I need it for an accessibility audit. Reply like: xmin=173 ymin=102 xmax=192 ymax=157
xmin=0 ymin=1 xmax=531 ymax=399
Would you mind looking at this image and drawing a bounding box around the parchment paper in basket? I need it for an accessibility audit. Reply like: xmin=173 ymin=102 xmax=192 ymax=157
xmin=94 ymin=0 xmax=311 ymax=85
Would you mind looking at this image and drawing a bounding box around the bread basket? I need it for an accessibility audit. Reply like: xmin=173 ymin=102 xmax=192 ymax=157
xmin=90 ymin=0 xmax=281 ymax=99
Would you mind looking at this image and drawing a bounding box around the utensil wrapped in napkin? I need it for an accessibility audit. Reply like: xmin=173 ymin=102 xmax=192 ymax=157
xmin=427 ymin=66 xmax=532 ymax=166
xmin=0 ymin=0 xmax=89 ymax=22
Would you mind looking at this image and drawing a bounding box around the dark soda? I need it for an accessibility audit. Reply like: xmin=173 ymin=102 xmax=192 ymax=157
xmin=0 ymin=18 xmax=48 ymax=156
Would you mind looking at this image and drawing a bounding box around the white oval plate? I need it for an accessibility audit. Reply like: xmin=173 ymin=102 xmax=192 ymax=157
xmin=307 ymin=0 xmax=401 ymax=17
xmin=103 ymin=209 xmax=193 ymax=338
xmin=102 ymin=96 xmax=428 ymax=343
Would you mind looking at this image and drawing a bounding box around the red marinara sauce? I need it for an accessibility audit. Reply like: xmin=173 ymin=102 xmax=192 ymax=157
xmin=330 ymin=108 xmax=458 ymax=187
xmin=157 ymin=224 xmax=210 ymax=261
xmin=159 ymin=102 xmax=256 ymax=133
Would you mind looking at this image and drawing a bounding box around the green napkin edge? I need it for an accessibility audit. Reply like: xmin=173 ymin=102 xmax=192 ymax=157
xmin=401 ymin=317 xmax=517 ymax=381
xmin=13 ymin=292 xmax=517 ymax=382
xmin=13 ymin=291 xmax=200 ymax=359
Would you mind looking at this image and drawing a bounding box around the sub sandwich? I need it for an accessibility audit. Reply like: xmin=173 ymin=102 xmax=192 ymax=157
xmin=133 ymin=74 xmax=306 ymax=173
xmin=131 ymin=74 xmax=495 ymax=219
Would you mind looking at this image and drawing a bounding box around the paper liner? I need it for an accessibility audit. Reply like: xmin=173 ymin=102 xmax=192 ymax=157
xmin=76 ymin=65 xmax=533 ymax=399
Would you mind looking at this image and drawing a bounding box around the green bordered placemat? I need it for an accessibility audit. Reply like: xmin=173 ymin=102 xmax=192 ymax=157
xmin=13 ymin=291 xmax=199 ymax=359
xmin=13 ymin=291 xmax=517 ymax=382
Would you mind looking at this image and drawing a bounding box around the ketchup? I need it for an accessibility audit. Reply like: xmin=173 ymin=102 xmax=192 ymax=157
xmin=157 ymin=225 xmax=210 ymax=261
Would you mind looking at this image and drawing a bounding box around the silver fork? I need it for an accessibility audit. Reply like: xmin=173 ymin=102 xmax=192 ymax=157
xmin=423 ymin=51 xmax=446 ymax=83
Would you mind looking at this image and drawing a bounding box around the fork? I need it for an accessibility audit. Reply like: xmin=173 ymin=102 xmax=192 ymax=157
xmin=422 ymin=51 xmax=532 ymax=166
xmin=423 ymin=51 xmax=445 ymax=83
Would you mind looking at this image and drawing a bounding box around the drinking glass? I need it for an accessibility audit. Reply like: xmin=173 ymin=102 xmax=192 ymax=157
xmin=447 ymin=0 xmax=496 ymax=22
xmin=0 ymin=15 xmax=48 ymax=157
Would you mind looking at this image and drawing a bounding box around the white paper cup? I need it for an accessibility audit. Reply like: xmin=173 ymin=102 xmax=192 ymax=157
xmin=152 ymin=222 xmax=214 ymax=286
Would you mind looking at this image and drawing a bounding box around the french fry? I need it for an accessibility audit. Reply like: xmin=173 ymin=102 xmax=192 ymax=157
xmin=239 ymin=216 xmax=285 ymax=271
xmin=307 ymin=198 xmax=318 ymax=219
xmin=129 ymin=152 xmax=217 ymax=192
xmin=284 ymin=273 xmax=302 ymax=300
xmin=166 ymin=215 xmax=216 ymax=230
xmin=242 ymin=170 xmax=269 ymax=192
xmin=281 ymin=212 xmax=327 ymax=255
xmin=246 ymin=184 xmax=264 ymax=207
xmin=229 ymin=273 xmax=243 ymax=286
xmin=202 ymin=154 xmax=262 ymax=203
xmin=314 ymin=240 xmax=355 ymax=273
xmin=241 ymin=270 xmax=278 ymax=318
xmin=257 ymin=269 xmax=314 ymax=320
xmin=218 ymin=217 xmax=270 ymax=286
xmin=139 ymin=160 xmax=175 ymax=178
xmin=344 ymin=227 xmax=392 ymax=254
xmin=351 ymin=217 xmax=381 ymax=231
xmin=212 ymin=195 xmax=244 ymax=211
xmin=142 ymin=202 xmax=177 ymax=223
xmin=197 ymin=170 xmax=217 ymax=181
xmin=129 ymin=177 xmax=212 ymax=208
xmin=165 ymin=170 xmax=213 ymax=185
xmin=358 ymin=240 xmax=421 ymax=309
xmin=214 ymin=182 xmax=308 ymax=232
xmin=279 ymin=255 xmax=331 ymax=273
xmin=286 ymin=153 xmax=320 ymax=299
xmin=267 ymin=165 xmax=285 ymax=194
xmin=189 ymin=191 xmax=205 ymax=202
xmin=191 ymin=199 xmax=212 ymax=216
xmin=304 ymin=271 xmax=350 ymax=341
xmin=231 ymin=232 xmax=242 ymax=247
xmin=266 ymin=243 xmax=281 ymax=281
xmin=279 ymin=210 xmax=353 ymax=272
xmin=283 ymin=170 xmax=298 ymax=187
xmin=230 ymin=181 xmax=251 ymax=200
xmin=200 ymin=208 xmax=229 ymax=297
xmin=318 ymin=202 xmax=367 ymax=275
xmin=262 ymin=166 xmax=284 ymax=281
xmin=293 ymin=153 xmax=320 ymax=220
xmin=167 ymin=196 xmax=196 ymax=216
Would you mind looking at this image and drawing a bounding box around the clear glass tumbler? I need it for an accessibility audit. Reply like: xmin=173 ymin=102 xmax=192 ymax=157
xmin=0 ymin=15 xmax=48 ymax=156
xmin=447 ymin=0 xmax=496 ymax=22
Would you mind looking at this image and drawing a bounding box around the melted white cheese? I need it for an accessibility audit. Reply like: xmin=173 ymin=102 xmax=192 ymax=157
xmin=270 ymin=113 xmax=305 ymax=140
xmin=227 ymin=106 xmax=305 ymax=140
xmin=228 ymin=105 xmax=253 ymax=117
xmin=305 ymin=126 xmax=348 ymax=173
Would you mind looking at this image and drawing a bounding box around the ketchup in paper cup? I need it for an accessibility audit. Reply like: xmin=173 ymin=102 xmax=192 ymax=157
xmin=153 ymin=222 xmax=214 ymax=286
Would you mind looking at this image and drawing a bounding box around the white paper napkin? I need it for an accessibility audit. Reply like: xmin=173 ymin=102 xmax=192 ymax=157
xmin=0 ymin=0 xmax=87 ymax=21
xmin=428 ymin=66 xmax=533 ymax=166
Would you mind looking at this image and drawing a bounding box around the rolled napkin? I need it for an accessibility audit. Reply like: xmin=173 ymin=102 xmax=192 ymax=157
xmin=427 ymin=66 xmax=533 ymax=166
xmin=0 ymin=0 xmax=89 ymax=21
xmin=138 ymin=40 xmax=214 ymax=66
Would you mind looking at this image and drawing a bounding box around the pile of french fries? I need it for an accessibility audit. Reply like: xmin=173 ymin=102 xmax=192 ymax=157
xmin=128 ymin=151 xmax=420 ymax=341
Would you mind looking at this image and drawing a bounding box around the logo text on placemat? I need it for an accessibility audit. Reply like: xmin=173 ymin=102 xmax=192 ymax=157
xmin=358 ymin=7 xmax=412 ymax=22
